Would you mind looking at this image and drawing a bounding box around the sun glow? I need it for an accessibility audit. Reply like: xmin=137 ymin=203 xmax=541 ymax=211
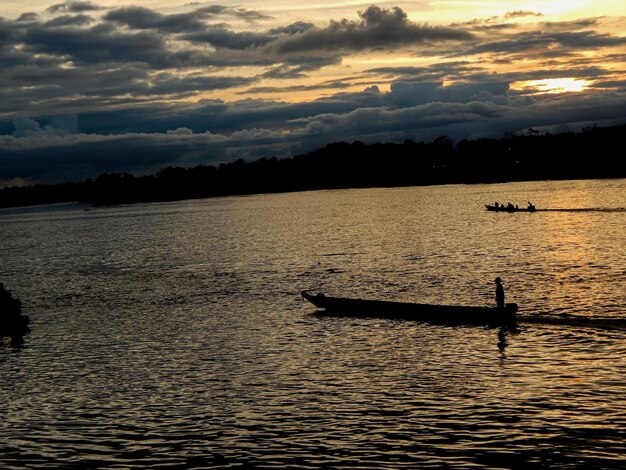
xmin=511 ymin=78 xmax=592 ymax=94
xmin=530 ymin=0 xmax=590 ymax=15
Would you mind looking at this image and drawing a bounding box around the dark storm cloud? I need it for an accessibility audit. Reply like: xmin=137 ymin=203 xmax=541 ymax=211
xmin=44 ymin=14 xmax=93 ymax=27
xmin=65 ymin=85 xmax=398 ymax=137
xmin=269 ymin=22 xmax=315 ymax=36
xmin=367 ymin=61 xmax=484 ymax=82
xmin=103 ymin=7 xmax=297 ymax=50
xmin=103 ymin=6 xmax=275 ymax=47
xmin=16 ymin=13 xmax=40 ymax=23
xmin=262 ymin=56 xmax=342 ymax=79
xmin=243 ymin=79 xmax=363 ymax=94
xmin=386 ymin=80 xmax=511 ymax=107
xmin=273 ymin=6 xmax=474 ymax=54
xmin=294 ymin=102 xmax=505 ymax=141
xmin=592 ymin=79 xmax=626 ymax=91
xmin=462 ymin=29 xmax=626 ymax=57
xmin=143 ymin=73 xmax=256 ymax=95
xmin=22 ymin=23 xmax=168 ymax=65
xmin=0 ymin=64 xmax=255 ymax=115
xmin=541 ymin=19 xmax=599 ymax=31
xmin=102 ymin=6 xmax=304 ymax=51
xmin=290 ymin=89 xmax=626 ymax=145
xmin=1 ymin=63 xmax=148 ymax=92
xmin=0 ymin=17 xmax=20 ymax=42
xmin=182 ymin=27 xmax=275 ymax=49
xmin=103 ymin=7 xmax=207 ymax=33
xmin=47 ymin=1 xmax=103 ymax=14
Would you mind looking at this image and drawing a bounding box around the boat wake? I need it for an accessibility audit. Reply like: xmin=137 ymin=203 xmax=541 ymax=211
xmin=536 ymin=208 xmax=626 ymax=213
xmin=518 ymin=313 xmax=626 ymax=331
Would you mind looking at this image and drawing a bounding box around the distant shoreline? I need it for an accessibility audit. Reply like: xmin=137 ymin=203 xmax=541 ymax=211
xmin=1 ymin=124 xmax=625 ymax=209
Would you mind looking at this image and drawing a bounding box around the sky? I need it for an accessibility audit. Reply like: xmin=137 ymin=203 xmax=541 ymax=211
xmin=1 ymin=1 xmax=625 ymax=187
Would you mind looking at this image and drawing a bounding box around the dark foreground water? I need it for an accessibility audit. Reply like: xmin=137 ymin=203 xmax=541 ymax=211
xmin=1 ymin=178 xmax=625 ymax=469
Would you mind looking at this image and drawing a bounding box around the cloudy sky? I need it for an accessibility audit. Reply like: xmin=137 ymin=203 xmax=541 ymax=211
xmin=1 ymin=1 xmax=625 ymax=186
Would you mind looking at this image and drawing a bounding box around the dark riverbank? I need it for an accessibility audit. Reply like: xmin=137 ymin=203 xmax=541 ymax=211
xmin=1 ymin=124 xmax=624 ymax=208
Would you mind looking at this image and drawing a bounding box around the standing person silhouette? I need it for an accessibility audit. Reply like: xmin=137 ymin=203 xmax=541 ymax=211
xmin=495 ymin=277 xmax=505 ymax=308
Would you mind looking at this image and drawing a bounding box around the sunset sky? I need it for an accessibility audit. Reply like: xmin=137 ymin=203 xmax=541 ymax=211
xmin=1 ymin=1 xmax=625 ymax=186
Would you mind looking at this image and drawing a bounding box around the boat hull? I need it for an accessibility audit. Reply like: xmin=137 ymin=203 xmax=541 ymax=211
xmin=302 ymin=292 xmax=517 ymax=325
xmin=485 ymin=205 xmax=536 ymax=212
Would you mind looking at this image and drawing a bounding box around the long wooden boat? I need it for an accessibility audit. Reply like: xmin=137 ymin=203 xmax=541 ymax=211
xmin=485 ymin=204 xmax=536 ymax=212
xmin=302 ymin=291 xmax=517 ymax=325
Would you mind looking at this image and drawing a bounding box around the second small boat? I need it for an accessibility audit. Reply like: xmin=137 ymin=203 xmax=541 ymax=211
xmin=485 ymin=203 xmax=536 ymax=212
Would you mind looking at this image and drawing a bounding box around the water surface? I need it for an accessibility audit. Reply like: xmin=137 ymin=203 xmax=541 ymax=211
xmin=1 ymin=178 xmax=626 ymax=468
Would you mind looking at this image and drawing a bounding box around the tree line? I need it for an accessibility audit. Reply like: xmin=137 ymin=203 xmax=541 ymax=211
xmin=1 ymin=124 xmax=624 ymax=208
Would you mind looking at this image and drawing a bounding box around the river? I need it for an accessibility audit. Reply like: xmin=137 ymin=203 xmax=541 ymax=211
xmin=1 ymin=178 xmax=625 ymax=468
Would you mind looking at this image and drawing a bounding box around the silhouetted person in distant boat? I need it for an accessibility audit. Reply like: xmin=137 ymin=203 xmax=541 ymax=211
xmin=495 ymin=277 xmax=505 ymax=308
xmin=507 ymin=202 xmax=514 ymax=210
xmin=494 ymin=202 xmax=499 ymax=208
xmin=527 ymin=201 xmax=535 ymax=210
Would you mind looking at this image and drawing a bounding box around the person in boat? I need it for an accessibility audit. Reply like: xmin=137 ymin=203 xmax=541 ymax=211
xmin=1 ymin=282 xmax=22 ymax=322
xmin=506 ymin=202 xmax=514 ymax=210
xmin=495 ymin=277 xmax=505 ymax=308
xmin=0 ymin=283 xmax=15 ymax=312
xmin=527 ymin=201 xmax=535 ymax=210
xmin=494 ymin=202 xmax=499 ymax=208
